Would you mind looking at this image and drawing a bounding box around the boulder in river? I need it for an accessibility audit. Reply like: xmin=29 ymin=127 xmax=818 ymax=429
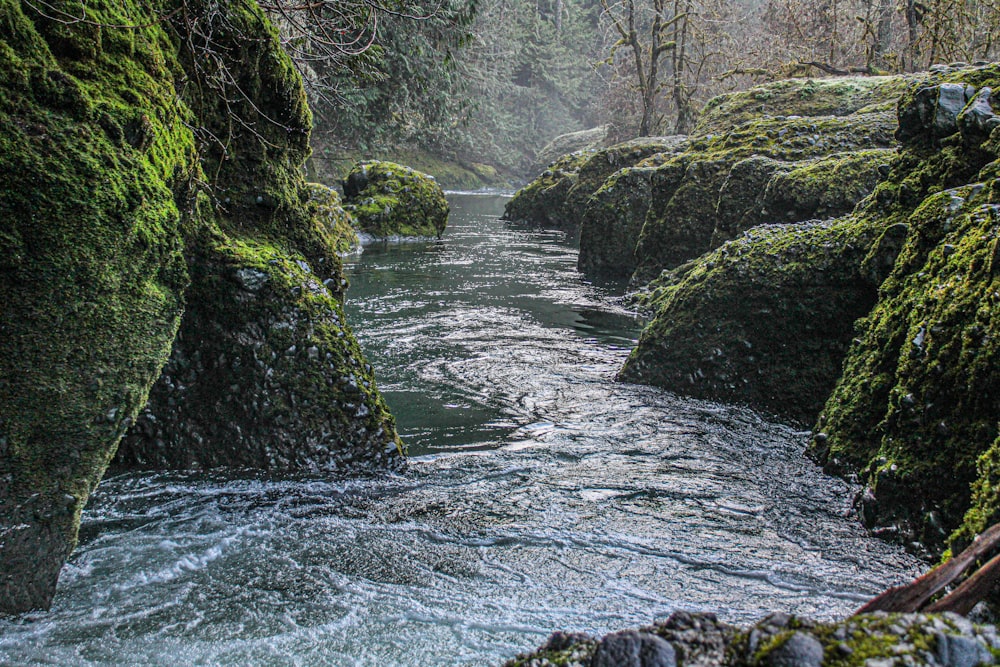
xmin=342 ymin=160 xmax=449 ymax=242
xmin=0 ymin=0 xmax=402 ymax=614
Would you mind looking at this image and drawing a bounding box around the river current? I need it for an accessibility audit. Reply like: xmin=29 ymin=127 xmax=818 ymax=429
xmin=0 ymin=193 xmax=921 ymax=666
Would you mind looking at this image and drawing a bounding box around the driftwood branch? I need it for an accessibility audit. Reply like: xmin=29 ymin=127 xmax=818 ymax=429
xmin=856 ymin=523 xmax=1000 ymax=615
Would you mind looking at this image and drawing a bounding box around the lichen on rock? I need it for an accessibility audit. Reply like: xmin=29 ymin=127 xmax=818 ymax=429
xmin=341 ymin=159 xmax=449 ymax=242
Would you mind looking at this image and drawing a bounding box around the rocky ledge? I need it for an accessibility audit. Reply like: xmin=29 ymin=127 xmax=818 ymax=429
xmin=504 ymin=611 xmax=1000 ymax=667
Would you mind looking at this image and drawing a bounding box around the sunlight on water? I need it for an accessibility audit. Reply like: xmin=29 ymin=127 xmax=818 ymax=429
xmin=0 ymin=194 xmax=922 ymax=666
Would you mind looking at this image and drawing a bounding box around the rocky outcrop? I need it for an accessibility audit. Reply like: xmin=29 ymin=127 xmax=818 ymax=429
xmin=620 ymin=218 xmax=881 ymax=425
xmin=631 ymin=106 xmax=900 ymax=284
xmin=504 ymin=137 xmax=686 ymax=229
xmin=623 ymin=64 xmax=1000 ymax=554
xmin=811 ymin=69 xmax=1000 ymax=549
xmin=341 ymin=160 xmax=449 ymax=242
xmin=503 ymin=611 xmax=1000 ymax=667
xmin=0 ymin=0 xmax=402 ymax=614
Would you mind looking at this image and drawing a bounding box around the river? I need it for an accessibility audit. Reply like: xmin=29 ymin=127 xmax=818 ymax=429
xmin=0 ymin=193 xmax=921 ymax=666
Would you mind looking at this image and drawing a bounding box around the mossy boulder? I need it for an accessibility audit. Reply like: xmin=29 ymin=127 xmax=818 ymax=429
xmin=711 ymin=149 xmax=894 ymax=247
xmin=341 ymin=160 xmax=449 ymax=241
xmin=0 ymin=0 xmax=402 ymax=614
xmin=631 ymin=108 xmax=900 ymax=284
xmin=505 ymin=137 xmax=686 ymax=229
xmin=808 ymin=65 xmax=1000 ymax=550
xmin=502 ymin=149 xmax=594 ymax=226
xmin=620 ymin=218 xmax=881 ymax=425
xmin=502 ymin=611 xmax=1000 ymax=667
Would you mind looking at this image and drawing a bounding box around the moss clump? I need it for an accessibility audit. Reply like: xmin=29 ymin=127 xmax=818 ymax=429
xmin=621 ymin=218 xmax=881 ymax=424
xmin=341 ymin=160 xmax=449 ymax=240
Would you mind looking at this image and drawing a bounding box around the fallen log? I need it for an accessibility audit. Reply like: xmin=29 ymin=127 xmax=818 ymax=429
xmin=856 ymin=523 xmax=1000 ymax=615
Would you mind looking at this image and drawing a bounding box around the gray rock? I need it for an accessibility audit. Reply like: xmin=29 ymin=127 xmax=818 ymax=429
xmin=766 ymin=632 xmax=824 ymax=667
xmin=935 ymin=632 xmax=994 ymax=667
xmin=235 ymin=267 xmax=270 ymax=292
xmin=935 ymin=83 xmax=968 ymax=137
xmin=958 ymin=87 xmax=1000 ymax=143
xmin=591 ymin=630 xmax=677 ymax=667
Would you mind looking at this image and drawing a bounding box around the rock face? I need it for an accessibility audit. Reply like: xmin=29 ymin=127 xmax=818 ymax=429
xmin=341 ymin=160 xmax=449 ymax=241
xmin=811 ymin=67 xmax=1000 ymax=549
xmin=620 ymin=219 xmax=881 ymax=425
xmin=0 ymin=0 xmax=192 ymax=614
xmin=502 ymin=611 xmax=1000 ymax=667
xmin=0 ymin=0 xmax=403 ymax=614
xmin=623 ymin=64 xmax=1000 ymax=553
xmin=504 ymin=137 xmax=686 ymax=229
xmin=631 ymin=104 xmax=900 ymax=285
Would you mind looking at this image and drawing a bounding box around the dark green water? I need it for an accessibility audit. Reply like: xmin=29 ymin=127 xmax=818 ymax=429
xmin=0 ymin=193 xmax=922 ymax=666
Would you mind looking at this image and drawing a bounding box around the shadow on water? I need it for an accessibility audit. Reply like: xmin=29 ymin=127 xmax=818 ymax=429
xmin=0 ymin=193 xmax=923 ymax=667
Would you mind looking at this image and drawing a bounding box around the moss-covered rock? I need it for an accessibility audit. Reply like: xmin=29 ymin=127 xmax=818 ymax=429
xmin=502 ymin=611 xmax=1000 ymax=667
xmin=341 ymin=160 xmax=449 ymax=241
xmin=711 ymin=149 xmax=894 ymax=248
xmin=632 ymin=109 xmax=900 ymax=284
xmin=502 ymin=149 xmax=594 ymax=226
xmin=505 ymin=137 xmax=686 ymax=229
xmin=0 ymin=0 xmax=195 ymax=614
xmin=118 ymin=2 xmax=402 ymax=472
xmin=620 ymin=218 xmax=881 ymax=425
xmin=808 ymin=66 xmax=1000 ymax=550
xmin=0 ymin=0 xmax=403 ymax=614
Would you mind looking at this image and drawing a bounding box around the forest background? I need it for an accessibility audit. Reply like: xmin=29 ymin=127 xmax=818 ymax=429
xmin=275 ymin=0 xmax=1000 ymax=182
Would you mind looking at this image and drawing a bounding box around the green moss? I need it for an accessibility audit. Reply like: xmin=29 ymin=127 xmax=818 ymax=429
xmin=621 ymin=217 xmax=880 ymax=424
xmin=694 ymin=76 xmax=914 ymax=136
xmin=0 ymin=0 xmax=196 ymax=613
xmin=341 ymin=160 xmax=449 ymax=239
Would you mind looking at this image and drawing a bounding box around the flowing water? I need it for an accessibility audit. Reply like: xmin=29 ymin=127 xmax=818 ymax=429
xmin=0 ymin=193 xmax=922 ymax=666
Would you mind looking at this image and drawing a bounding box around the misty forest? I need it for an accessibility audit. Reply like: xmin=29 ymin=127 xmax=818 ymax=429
xmin=5 ymin=0 xmax=1000 ymax=665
